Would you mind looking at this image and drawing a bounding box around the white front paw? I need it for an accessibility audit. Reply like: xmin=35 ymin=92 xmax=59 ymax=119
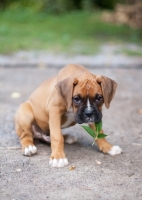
xmin=108 ymin=146 xmax=122 ymax=155
xmin=23 ymin=145 xmax=37 ymax=156
xmin=49 ymin=158 xmax=69 ymax=167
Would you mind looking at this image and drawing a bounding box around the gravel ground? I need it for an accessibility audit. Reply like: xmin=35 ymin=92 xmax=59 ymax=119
xmin=0 ymin=65 xmax=142 ymax=200
xmin=0 ymin=44 xmax=142 ymax=68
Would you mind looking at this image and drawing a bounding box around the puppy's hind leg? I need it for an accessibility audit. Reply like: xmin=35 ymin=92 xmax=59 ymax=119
xmin=64 ymin=135 xmax=78 ymax=144
xmin=15 ymin=102 xmax=37 ymax=156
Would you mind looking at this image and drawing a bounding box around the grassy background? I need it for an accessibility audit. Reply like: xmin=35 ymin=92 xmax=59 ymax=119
xmin=0 ymin=9 xmax=142 ymax=55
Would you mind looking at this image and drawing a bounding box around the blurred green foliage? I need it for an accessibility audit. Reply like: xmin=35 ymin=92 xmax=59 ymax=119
xmin=0 ymin=9 xmax=141 ymax=54
xmin=0 ymin=0 xmax=121 ymax=13
xmin=0 ymin=0 xmax=141 ymax=55
xmin=94 ymin=0 xmax=116 ymax=9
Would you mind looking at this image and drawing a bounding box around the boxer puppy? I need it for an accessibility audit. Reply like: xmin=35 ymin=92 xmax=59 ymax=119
xmin=15 ymin=64 xmax=122 ymax=167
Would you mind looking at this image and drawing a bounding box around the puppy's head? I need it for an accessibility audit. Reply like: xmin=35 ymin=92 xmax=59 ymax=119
xmin=56 ymin=72 xmax=117 ymax=124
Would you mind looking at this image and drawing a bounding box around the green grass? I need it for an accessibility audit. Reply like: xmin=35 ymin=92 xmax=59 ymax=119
xmin=122 ymin=49 xmax=142 ymax=57
xmin=114 ymin=47 xmax=142 ymax=57
xmin=0 ymin=9 xmax=142 ymax=55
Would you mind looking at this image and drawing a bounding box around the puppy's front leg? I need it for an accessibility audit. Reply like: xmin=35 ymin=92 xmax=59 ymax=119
xmin=48 ymin=107 xmax=68 ymax=167
xmin=89 ymin=124 xmax=122 ymax=155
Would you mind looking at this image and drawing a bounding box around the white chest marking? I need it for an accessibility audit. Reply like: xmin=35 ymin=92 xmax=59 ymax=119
xmin=61 ymin=110 xmax=75 ymax=129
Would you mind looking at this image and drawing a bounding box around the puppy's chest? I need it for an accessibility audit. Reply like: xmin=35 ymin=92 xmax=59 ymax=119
xmin=61 ymin=110 xmax=75 ymax=128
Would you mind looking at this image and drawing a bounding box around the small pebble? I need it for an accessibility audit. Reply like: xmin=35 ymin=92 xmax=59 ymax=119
xmin=69 ymin=166 xmax=76 ymax=170
xmin=96 ymin=160 xmax=102 ymax=165
xmin=11 ymin=92 xmax=21 ymax=98
xmin=16 ymin=168 xmax=22 ymax=172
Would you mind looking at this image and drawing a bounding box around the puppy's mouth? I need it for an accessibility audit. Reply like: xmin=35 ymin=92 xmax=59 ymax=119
xmin=75 ymin=106 xmax=102 ymax=124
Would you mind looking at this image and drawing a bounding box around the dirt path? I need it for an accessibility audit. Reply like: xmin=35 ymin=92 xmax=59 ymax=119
xmin=0 ymin=66 xmax=142 ymax=200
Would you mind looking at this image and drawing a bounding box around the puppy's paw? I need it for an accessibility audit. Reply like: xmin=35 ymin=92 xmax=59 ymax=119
xmin=49 ymin=158 xmax=69 ymax=167
xmin=64 ymin=135 xmax=77 ymax=144
xmin=23 ymin=145 xmax=37 ymax=156
xmin=108 ymin=146 xmax=122 ymax=155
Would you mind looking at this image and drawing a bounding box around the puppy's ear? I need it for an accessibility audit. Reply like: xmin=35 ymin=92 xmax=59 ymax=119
xmin=96 ymin=75 xmax=117 ymax=109
xmin=55 ymin=77 xmax=78 ymax=110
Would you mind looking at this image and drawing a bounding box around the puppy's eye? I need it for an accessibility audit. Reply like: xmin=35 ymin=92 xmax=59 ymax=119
xmin=95 ymin=95 xmax=103 ymax=103
xmin=73 ymin=96 xmax=82 ymax=104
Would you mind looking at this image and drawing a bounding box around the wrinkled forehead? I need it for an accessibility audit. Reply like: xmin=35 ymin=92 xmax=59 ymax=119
xmin=73 ymin=78 xmax=102 ymax=97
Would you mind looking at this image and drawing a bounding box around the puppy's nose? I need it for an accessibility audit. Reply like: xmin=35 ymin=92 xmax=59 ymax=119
xmin=84 ymin=107 xmax=94 ymax=117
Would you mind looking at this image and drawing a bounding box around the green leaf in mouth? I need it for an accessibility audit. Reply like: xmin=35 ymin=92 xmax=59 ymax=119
xmin=81 ymin=121 xmax=108 ymax=145
xmin=95 ymin=121 xmax=102 ymax=133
